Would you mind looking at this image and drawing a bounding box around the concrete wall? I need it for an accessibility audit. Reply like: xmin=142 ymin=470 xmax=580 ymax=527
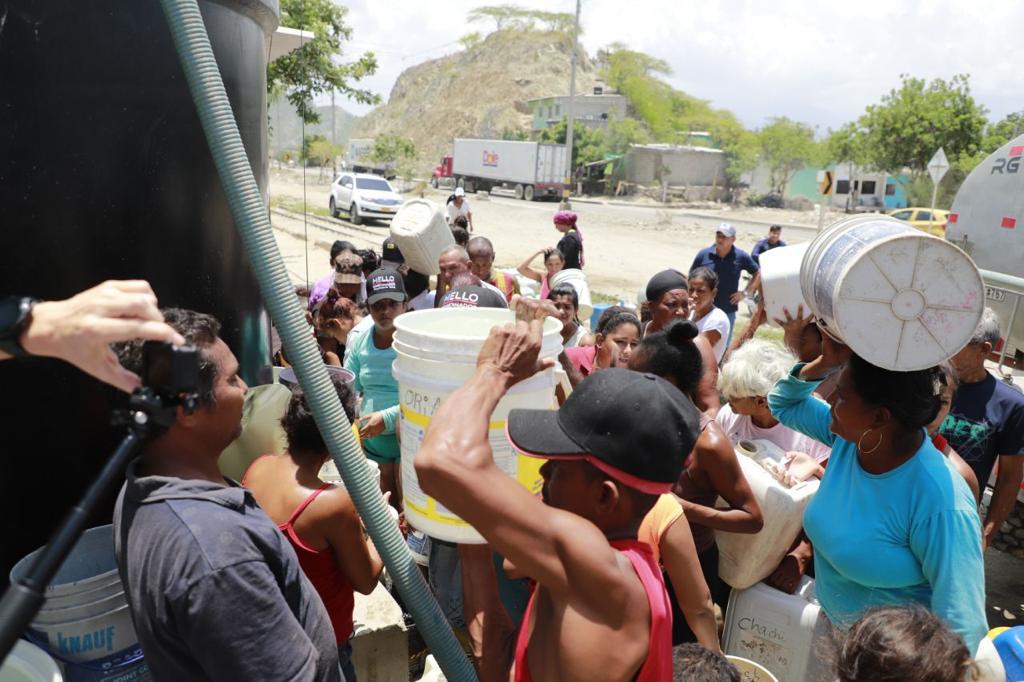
xmin=743 ymin=162 xmax=909 ymax=209
xmin=623 ymin=145 xmax=727 ymax=187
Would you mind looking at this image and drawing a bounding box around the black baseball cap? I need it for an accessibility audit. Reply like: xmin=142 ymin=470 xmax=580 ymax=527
xmin=507 ymin=368 xmax=701 ymax=494
xmin=441 ymin=285 xmax=507 ymax=309
xmin=382 ymin=237 xmax=404 ymax=264
xmin=366 ymin=268 xmax=407 ymax=305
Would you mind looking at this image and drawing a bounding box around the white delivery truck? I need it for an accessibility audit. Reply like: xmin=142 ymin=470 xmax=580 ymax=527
xmin=449 ymin=139 xmax=568 ymax=201
xmin=345 ymin=138 xmax=394 ymax=178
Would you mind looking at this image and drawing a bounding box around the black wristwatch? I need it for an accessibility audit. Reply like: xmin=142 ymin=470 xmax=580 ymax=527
xmin=0 ymin=296 xmax=39 ymax=358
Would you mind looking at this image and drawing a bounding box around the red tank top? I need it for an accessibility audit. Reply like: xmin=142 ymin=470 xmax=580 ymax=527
xmin=513 ymin=539 xmax=672 ymax=681
xmin=278 ymin=484 xmax=355 ymax=643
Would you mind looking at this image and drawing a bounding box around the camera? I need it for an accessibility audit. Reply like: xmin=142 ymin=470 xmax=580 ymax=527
xmin=142 ymin=341 xmax=200 ymax=403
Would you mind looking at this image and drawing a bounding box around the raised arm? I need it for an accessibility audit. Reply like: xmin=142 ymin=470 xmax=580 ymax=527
xmin=516 ymin=250 xmax=546 ymax=283
xmin=692 ymin=335 xmax=721 ymax=416
xmin=414 ymin=302 xmax=636 ymax=618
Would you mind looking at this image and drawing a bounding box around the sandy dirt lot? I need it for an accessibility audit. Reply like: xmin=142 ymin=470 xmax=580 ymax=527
xmin=268 ymin=168 xmax=834 ymax=303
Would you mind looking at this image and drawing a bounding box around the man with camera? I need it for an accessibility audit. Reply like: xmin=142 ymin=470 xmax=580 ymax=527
xmin=112 ymin=309 xmax=342 ymax=681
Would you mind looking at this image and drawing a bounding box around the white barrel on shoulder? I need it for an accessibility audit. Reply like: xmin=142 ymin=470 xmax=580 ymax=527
xmin=800 ymin=214 xmax=984 ymax=371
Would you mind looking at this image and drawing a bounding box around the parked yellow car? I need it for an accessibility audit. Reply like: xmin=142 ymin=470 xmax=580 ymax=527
xmin=888 ymin=207 xmax=950 ymax=236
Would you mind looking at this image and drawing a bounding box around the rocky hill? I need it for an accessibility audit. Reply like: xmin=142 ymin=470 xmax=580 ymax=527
xmin=268 ymin=97 xmax=360 ymax=157
xmin=354 ymin=29 xmax=602 ymax=172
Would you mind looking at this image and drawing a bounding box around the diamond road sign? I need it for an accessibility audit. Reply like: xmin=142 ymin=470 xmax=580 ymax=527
xmin=928 ymin=148 xmax=949 ymax=185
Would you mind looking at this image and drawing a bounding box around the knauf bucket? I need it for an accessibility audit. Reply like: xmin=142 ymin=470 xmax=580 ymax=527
xmin=800 ymin=215 xmax=984 ymax=371
xmin=0 ymin=640 xmax=62 ymax=682
xmin=11 ymin=526 xmax=149 ymax=681
xmin=758 ymin=242 xmax=810 ymax=326
xmin=393 ymin=308 xmax=562 ymax=543
xmin=549 ymin=268 xmax=593 ymax=322
xmin=388 ymin=199 xmax=455 ymax=276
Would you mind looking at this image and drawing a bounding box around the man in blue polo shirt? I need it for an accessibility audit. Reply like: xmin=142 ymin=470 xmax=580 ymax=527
xmin=690 ymin=223 xmax=760 ymax=345
xmin=751 ymin=225 xmax=786 ymax=264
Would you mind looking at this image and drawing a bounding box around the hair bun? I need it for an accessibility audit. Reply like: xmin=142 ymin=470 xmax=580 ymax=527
xmin=667 ymin=320 xmax=699 ymax=343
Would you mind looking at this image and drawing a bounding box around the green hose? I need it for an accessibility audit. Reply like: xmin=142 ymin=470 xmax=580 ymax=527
xmin=156 ymin=1 xmax=477 ymax=679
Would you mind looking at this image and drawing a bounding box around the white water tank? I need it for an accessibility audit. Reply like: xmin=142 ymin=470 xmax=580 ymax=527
xmin=389 ymin=199 xmax=455 ymax=276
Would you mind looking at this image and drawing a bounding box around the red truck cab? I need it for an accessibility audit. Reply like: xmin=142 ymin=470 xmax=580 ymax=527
xmin=431 ymin=155 xmax=453 ymax=187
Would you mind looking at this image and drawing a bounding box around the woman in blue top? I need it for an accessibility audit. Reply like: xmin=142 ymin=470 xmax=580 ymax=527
xmin=345 ymin=268 xmax=407 ymax=510
xmin=767 ymin=320 xmax=987 ymax=651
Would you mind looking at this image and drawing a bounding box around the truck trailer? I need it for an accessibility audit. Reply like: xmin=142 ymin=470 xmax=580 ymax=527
xmin=432 ymin=139 xmax=568 ymax=201
xmin=345 ymin=138 xmax=395 ymax=179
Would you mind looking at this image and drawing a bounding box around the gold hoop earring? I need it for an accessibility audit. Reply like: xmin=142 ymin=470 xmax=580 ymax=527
xmin=858 ymin=428 xmax=883 ymax=454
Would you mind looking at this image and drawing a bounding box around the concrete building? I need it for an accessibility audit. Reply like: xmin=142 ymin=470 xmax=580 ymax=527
xmin=622 ymin=144 xmax=727 ymax=187
xmin=527 ymin=91 xmax=627 ymax=133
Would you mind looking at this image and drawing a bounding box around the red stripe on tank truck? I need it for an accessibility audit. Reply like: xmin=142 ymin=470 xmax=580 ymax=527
xmin=1001 ymin=217 xmax=1017 ymax=229
xmin=1010 ymin=146 xmax=1024 ymax=157
xmin=948 ymin=213 xmax=958 ymax=224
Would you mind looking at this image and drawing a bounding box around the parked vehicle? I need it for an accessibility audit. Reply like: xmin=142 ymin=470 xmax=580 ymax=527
xmin=329 ymin=173 xmax=402 ymax=225
xmin=432 ymin=139 xmax=568 ymax=201
xmin=888 ymin=206 xmax=950 ymax=235
xmin=345 ymin=138 xmax=395 ymax=179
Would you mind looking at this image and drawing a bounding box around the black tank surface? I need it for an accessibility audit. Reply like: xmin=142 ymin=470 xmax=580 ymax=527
xmin=0 ymin=0 xmax=279 ymax=579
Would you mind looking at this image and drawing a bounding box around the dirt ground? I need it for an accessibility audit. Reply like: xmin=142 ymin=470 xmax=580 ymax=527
xmin=268 ymin=168 xmax=830 ymax=303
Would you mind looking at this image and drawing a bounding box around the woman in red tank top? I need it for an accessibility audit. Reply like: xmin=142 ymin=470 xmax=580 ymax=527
xmin=243 ymin=377 xmax=384 ymax=682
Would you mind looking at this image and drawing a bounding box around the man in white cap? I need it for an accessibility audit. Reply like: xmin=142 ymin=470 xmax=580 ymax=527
xmin=690 ymin=222 xmax=760 ymax=345
xmin=446 ymin=186 xmax=474 ymax=232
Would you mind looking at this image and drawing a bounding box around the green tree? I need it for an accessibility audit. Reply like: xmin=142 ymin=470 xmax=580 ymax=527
xmin=459 ymin=31 xmax=484 ymax=50
xmin=269 ymin=0 xmax=379 ymax=125
xmin=467 ymin=5 xmax=575 ymax=33
xmin=823 ymin=123 xmax=871 ymax=211
xmin=369 ymin=134 xmax=418 ymax=176
xmin=539 ymin=118 xmax=607 ymax=166
xmin=856 ymin=74 xmax=987 ymax=186
xmin=500 ymin=127 xmax=529 ymax=141
xmin=300 ymin=134 xmax=327 ymax=163
xmin=757 ymin=117 xmax=820 ymax=196
xmin=604 ymin=118 xmax=650 ymax=155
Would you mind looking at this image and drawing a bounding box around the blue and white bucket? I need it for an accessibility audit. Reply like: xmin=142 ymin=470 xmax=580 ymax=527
xmin=10 ymin=526 xmax=149 ymax=682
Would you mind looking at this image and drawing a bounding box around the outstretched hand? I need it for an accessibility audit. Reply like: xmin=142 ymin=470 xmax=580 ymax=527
xmin=18 ymin=280 xmax=185 ymax=393
xmin=476 ymin=296 xmax=556 ymax=387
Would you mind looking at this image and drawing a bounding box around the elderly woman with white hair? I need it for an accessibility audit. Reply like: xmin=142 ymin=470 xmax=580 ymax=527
xmin=716 ymin=339 xmax=831 ymax=464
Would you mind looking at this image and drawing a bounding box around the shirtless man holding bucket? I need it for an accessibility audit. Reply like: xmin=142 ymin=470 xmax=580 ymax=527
xmin=415 ymin=298 xmax=701 ymax=681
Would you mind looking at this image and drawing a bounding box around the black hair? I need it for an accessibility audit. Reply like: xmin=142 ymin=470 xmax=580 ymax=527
xmin=404 ymin=269 xmax=430 ymax=300
xmin=834 ymin=605 xmax=974 ymax=682
xmin=466 ymin=235 xmax=495 ymax=259
xmin=598 ymin=311 xmax=641 ymax=338
xmin=594 ymin=305 xmax=629 ymax=334
xmin=672 ymin=643 xmax=740 ymax=682
xmin=544 ymin=247 xmax=565 ymax=263
xmin=357 ymin=248 xmax=379 ymax=276
xmin=330 ymin=240 xmax=357 ymax=262
xmin=634 ymin=320 xmax=703 ymax=397
xmin=113 ymin=308 xmax=220 ymax=407
xmin=769 ymin=224 xmax=782 ymax=232
xmin=847 ymin=354 xmax=943 ymax=432
xmin=546 ymin=284 xmax=579 ymax=310
xmin=451 ymin=226 xmax=470 ymax=247
xmin=687 ymin=266 xmax=719 ymax=292
xmin=281 ymin=375 xmax=357 ymax=462
xmin=452 ymin=215 xmax=469 ymax=229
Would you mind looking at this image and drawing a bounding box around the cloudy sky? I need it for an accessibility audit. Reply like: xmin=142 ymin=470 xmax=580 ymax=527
xmin=333 ymin=0 xmax=1022 ymax=134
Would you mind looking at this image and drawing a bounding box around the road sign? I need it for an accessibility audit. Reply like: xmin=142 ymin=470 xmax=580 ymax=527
xmin=819 ymin=170 xmax=834 ymax=196
xmin=928 ymin=148 xmax=949 ymax=185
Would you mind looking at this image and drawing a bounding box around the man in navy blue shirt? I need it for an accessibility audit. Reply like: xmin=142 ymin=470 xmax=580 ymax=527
xmin=690 ymin=223 xmax=760 ymax=345
xmin=751 ymin=225 xmax=786 ymax=265
xmin=941 ymin=307 xmax=1024 ymax=550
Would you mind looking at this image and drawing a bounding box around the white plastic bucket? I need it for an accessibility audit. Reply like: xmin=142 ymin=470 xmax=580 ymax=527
xmin=723 ymin=577 xmax=831 ymax=682
xmin=0 ymin=640 xmax=62 ymax=682
xmin=388 ymin=199 xmax=455 ymax=276
xmin=11 ymin=526 xmax=149 ymax=681
xmin=758 ymin=242 xmax=810 ymax=326
xmin=800 ymin=215 xmax=984 ymax=371
xmin=393 ymin=308 xmax=562 ymax=543
xmin=716 ymin=441 xmax=818 ymax=590
xmin=549 ymin=268 xmax=593 ymax=323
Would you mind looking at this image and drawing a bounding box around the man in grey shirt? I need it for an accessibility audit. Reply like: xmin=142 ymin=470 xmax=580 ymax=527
xmin=112 ymin=309 xmax=341 ymax=681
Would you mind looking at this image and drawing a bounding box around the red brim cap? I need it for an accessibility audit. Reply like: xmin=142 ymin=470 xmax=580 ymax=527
xmin=505 ymin=411 xmax=673 ymax=495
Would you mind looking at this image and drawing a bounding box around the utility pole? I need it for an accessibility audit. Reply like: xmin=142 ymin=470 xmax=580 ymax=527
xmin=331 ymin=89 xmax=337 ymax=177
xmin=561 ymin=0 xmax=581 ymax=210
